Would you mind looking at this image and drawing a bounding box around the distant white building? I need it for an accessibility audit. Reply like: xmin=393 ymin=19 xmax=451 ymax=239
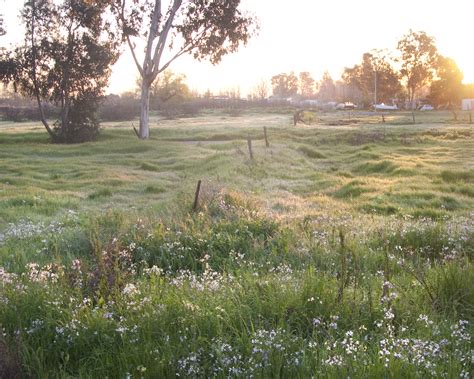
xmin=462 ymin=99 xmax=474 ymax=111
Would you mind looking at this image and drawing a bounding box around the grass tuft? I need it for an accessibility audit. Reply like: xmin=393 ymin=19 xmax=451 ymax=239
xmin=88 ymin=188 xmax=113 ymax=199
xmin=297 ymin=146 xmax=326 ymax=159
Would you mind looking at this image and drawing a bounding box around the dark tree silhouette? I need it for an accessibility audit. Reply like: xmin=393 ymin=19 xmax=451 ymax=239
xmin=397 ymin=30 xmax=438 ymax=109
xmin=0 ymin=0 xmax=120 ymax=143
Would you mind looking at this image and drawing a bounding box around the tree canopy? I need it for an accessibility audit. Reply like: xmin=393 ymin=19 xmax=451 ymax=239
xmin=343 ymin=51 xmax=402 ymax=106
xmin=143 ymin=70 xmax=191 ymax=110
xmin=299 ymin=72 xmax=315 ymax=98
xmin=271 ymin=72 xmax=298 ymax=98
xmin=428 ymin=56 xmax=464 ymax=110
xmin=0 ymin=0 xmax=120 ymax=143
xmin=317 ymin=71 xmax=336 ymax=102
xmin=397 ymin=30 xmax=438 ymax=108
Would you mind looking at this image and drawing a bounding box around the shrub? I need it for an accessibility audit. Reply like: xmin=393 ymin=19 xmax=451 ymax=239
xmin=98 ymin=94 xmax=139 ymax=122
xmin=52 ymin=98 xmax=100 ymax=143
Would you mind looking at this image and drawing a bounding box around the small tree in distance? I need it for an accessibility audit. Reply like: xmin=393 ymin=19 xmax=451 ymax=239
xmin=113 ymin=0 xmax=257 ymax=139
xmin=271 ymin=72 xmax=298 ymax=98
xmin=428 ymin=56 xmax=463 ymax=118
xmin=299 ymin=71 xmax=315 ymax=98
xmin=252 ymin=79 xmax=269 ymax=100
xmin=342 ymin=50 xmax=402 ymax=107
xmin=145 ymin=70 xmax=191 ymax=110
xmin=317 ymin=71 xmax=336 ymax=102
xmin=397 ymin=30 xmax=438 ymax=109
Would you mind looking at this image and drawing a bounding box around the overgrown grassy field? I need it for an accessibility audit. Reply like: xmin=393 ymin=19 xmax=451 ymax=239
xmin=0 ymin=109 xmax=473 ymax=378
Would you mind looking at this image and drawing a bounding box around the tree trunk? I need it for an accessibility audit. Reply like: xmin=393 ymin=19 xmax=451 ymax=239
xmin=450 ymin=103 xmax=457 ymax=121
xmin=410 ymin=88 xmax=416 ymax=110
xmin=139 ymin=79 xmax=151 ymax=139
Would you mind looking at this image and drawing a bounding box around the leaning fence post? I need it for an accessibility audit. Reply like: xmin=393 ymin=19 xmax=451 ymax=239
xmin=263 ymin=126 xmax=270 ymax=147
xmin=247 ymin=137 xmax=254 ymax=160
xmin=382 ymin=114 xmax=385 ymax=123
xmin=412 ymin=112 xmax=416 ymax=124
xmin=192 ymin=180 xmax=202 ymax=212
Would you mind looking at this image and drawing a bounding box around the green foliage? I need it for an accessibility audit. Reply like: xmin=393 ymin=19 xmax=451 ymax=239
xmin=53 ymin=97 xmax=101 ymax=143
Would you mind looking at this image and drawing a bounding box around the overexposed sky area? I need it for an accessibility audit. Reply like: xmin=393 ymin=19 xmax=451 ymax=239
xmin=2 ymin=0 xmax=473 ymax=96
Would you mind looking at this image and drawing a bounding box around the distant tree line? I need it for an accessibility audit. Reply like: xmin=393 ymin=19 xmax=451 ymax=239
xmin=1 ymin=13 xmax=471 ymax=142
xmin=265 ymin=30 xmax=466 ymax=111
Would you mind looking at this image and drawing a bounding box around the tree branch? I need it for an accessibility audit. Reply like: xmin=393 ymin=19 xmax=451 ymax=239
xmin=152 ymin=26 xmax=207 ymax=81
xmin=144 ymin=0 xmax=162 ymax=74
xmin=153 ymin=44 xmax=192 ymax=80
xmin=151 ymin=0 xmax=182 ymax=78
xmin=31 ymin=0 xmax=53 ymax=137
xmin=116 ymin=0 xmax=144 ymax=77
xmin=126 ymin=34 xmax=144 ymax=77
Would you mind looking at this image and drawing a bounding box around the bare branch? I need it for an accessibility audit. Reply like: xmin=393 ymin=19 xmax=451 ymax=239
xmin=126 ymin=34 xmax=144 ymax=77
xmin=152 ymin=26 xmax=208 ymax=81
xmin=153 ymin=44 xmax=193 ymax=80
xmin=144 ymin=0 xmax=162 ymax=74
xmin=151 ymin=0 xmax=182 ymax=78
xmin=30 ymin=0 xmax=53 ymax=137
xmin=115 ymin=0 xmax=144 ymax=77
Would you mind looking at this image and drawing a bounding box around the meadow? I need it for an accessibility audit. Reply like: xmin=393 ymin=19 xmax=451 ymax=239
xmin=0 ymin=109 xmax=473 ymax=378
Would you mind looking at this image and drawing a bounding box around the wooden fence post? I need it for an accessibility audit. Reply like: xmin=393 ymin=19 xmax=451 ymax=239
xmin=247 ymin=138 xmax=254 ymax=160
xmin=192 ymin=180 xmax=202 ymax=212
xmin=263 ymin=126 xmax=269 ymax=147
xmin=412 ymin=112 xmax=416 ymax=124
xmin=470 ymin=113 xmax=472 ymax=124
xmin=382 ymin=114 xmax=385 ymax=123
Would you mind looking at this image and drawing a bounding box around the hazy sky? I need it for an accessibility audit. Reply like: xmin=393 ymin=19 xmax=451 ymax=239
xmin=2 ymin=0 xmax=474 ymax=96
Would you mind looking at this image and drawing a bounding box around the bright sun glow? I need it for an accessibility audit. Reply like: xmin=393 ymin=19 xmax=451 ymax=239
xmin=2 ymin=0 xmax=474 ymax=95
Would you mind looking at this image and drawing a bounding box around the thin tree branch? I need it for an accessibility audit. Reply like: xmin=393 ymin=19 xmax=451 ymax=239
xmin=126 ymin=34 xmax=144 ymax=77
xmin=31 ymin=0 xmax=53 ymax=137
xmin=153 ymin=44 xmax=192 ymax=80
xmin=151 ymin=0 xmax=182 ymax=77
xmin=144 ymin=0 xmax=162 ymax=74
xmin=115 ymin=0 xmax=144 ymax=77
xmin=152 ymin=26 xmax=207 ymax=81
